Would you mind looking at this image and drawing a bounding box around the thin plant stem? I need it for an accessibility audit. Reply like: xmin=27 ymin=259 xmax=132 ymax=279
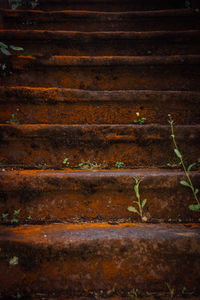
xmin=168 ymin=114 xmax=199 ymax=205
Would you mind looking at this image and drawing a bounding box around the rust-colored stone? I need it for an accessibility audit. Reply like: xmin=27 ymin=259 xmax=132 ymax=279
xmin=0 ymin=124 xmax=199 ymax=167
xmin=1 ymin=9 xmax=200 ymax=31
xmin=1 ymin=30 xmax=200 ymax=56
xmin=1 ymin=55 xmax=200 ymax=91
xmin=0 ymin=223 xmax=200 ymax=296
xmin=0 ymin=87 xmax=199 ymax=124
xmin=30 ymin=0 xmax=187 ymax=11
xmin=0 ymin=169 xmax=200 ymax=222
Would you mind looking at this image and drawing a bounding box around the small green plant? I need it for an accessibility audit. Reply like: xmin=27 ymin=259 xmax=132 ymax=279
xmin=128 ymin=288 xmax=140 ymax=299
xmin=6 ymin=113 xmax=20 ymax=124
xmin=115 ymin=162 xmax=124 ymax=169
xmin=37 ymin=160 xmax=47 ymax=168
xmin=77 ymin=160 xmax=107 ymax=169
xmin=128 ymin=177 xmax=147 ymax=221
xmin=0 ymin=41 xmax=23 ymax=56
xmin=8 ymin=0 xmax=39 ymax=9
xmin=166 ymin=283 xmax=175 ymax=299
xmin=134 ymin=112 xmax=146 ymax=125
xmin=9 ymin=256 xmax=19 ymax=266
xmin=63 ymin=157 xmax=70 ymax=167
xmin=11 ymin=209 xmax=21 ymax=224
xmin=182 ymin=286 xmax=187 ymax=296
xmin=167 ymin=161 xmax=182 ymax=168
xmin=2 ymin=213 xmax=9 ymax=221
xmin=185 ymin=0 xmax=191 ymax=8
xmin=168 ymin=114 xmax=200 ymax=212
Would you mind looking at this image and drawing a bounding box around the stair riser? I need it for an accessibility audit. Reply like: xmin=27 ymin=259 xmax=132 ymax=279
xmin=0 ymin=224 xmax=200 ymax=296
xmin=0 ymin=125 xmax=199 ymax=167
xmin=27 ymin=0 xmax=186 ymax=11
xmin=2 ymin=63 xmax=200 ymax=91
xmin=0 ymin=171 xmax=200 ymax=222
xmin=1 ymin=89 xmax=200 ymax=124
xmin=2 ymin=34 xmax=200 ymax=56
xmin=2 ymin=15 xmax=200 ymax=31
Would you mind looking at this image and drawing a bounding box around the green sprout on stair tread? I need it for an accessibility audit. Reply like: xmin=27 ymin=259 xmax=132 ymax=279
xmin=77 ymin=160 xmax=107 ymax=170
xmin=63 ymin=157 xmax=70 ymax=167
xmin=128 ymin=176 xmax=147 ymax=222
xmin=0 ymin=41 xmax=23 ymax=56
xmin=6 ymin=113 xmax=20 ymax=124
xmin=1 ymin=209 xmax=21 ymax=224
xmin=134 ymin=112 xmax=146 ymax=125
xmin=168 ymin=114 xmax=200 ymax=212
xmin=115 ymin=162 xmax=125 ymax=169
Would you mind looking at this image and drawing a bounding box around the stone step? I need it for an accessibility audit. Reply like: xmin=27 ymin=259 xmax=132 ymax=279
xmin=0 ymin=169 xmax=200 ymax=223
xmin=1 ymin=9 xmax=200 ymax=31
xmin=0 ymin=0 xmax=187 ymax=11
xmin=1 ymin=87 xmax=200 ymax=125
xmin=1 ymin=55 xmax=200 ymax=90
xmin=1 ymin=30 xmax=200 ymax=56
xmin=0 ymin=124 xmax=199 ymax=167
xmin=0 ymin=223 xmax=199 ymax=297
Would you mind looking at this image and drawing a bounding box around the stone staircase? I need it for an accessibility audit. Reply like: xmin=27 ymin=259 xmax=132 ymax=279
xmin=0 ymin=0 xmax=200 ymax=298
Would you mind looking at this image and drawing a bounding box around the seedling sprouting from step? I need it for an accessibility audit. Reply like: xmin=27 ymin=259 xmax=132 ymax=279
xmin=115 ymin=162 xmax=124 ymax=169
xmin=128 ymin=176 xmax=147 ymax=221
xmin=63 ymin=157 xmax=70 ymax=167
xmin=0 ymin=42 xmax=23 ymax=56
xmin=6 ymin=113 xmax=20 ymax=124
xmin=133 ymin=112 xmax=146 ymax=125
xmin=168 ymin=114 xmax=200 ymax=212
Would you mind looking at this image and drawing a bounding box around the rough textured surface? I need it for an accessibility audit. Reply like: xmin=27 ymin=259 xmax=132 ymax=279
xmin=1 ymin=0 xmax=200 ymax=297
xmin=0 ymin=169 xmax=200 ymax=222
xmin=0 ymin=223 xmax=200 ymax=297
xmin=2 ymin=55 xmax=200 ymax=90
xmin=0 ymin=88 xmax=200 ymax=124
xmin=0 ymin=124 xmax=199 ymax=167
xmin=1 ymin=30 xmax=200 ymax=56
xmin=1 ymin=8 xmax=200 ymax=31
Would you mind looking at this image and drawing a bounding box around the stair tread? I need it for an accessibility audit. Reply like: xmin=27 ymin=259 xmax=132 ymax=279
xmin=2 ymin=29 xmax=200 ymax=39
xmin=0 ymin=168 xmax=199 ymax=223
xmin=1 ymin=86 xmax=200 ymax=101
xmin=0 ymin=7 xmax=195 ymax=15
xmin=8 ymin=55 xmax=200 ymax=66
xmin=0 ymin=222 xmax=200 ymax=244
xmin=0 ymin=221 xmax=199 ymax=296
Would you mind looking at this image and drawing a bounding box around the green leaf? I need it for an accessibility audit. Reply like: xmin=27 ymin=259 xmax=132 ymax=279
xmin=1 ymin=47 xmax=11 ymax=55
xmin=0 ymin=42 xmax=8 ymax=48
xmin=189 ymin=204 xmax=200 ymax=211
xmin=128 ymin=206 xmax=139 ymax=214
xmin=142 ymin=199 xmax=147 ymax=208
xmin=180 ymin=180 xmax=191 ymax=188
xmin=2 ymin=213 xmax=9 ymax=220
xmin=174 ymin=149 xmax=182 ymax=159
xmin=11 ymin=218 xmax=19 ymax=223
xmin=195 ymin=188 xmax=199 ymax=195
xmin=187 ymin=162 xmax=197 ymax=171
xmin=13 ymin=209 xmax=21 ymax=216
xmin=134 ymin=184 xmax=140 ymax=200
xmin=10 ymin=45 xmax=24 ymax=51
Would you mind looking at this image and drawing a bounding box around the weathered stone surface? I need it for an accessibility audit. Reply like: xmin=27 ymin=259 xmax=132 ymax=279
xmin=0 ymin=223 xmax=200 ymax=297
xmin=0 ymin=88 xmax=200 ymax=124
xmin=1 ymin=30 xmax=200 ymax=56
xmin=0 ymin=124 xmax=199 ymax=167
xmin=1 ymin=55 xmax=200 ymax=91
xmin=1 ymin=9 xmax=200 ymax=31
xmin=0 ymin=169 xmax=200 ymax=222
